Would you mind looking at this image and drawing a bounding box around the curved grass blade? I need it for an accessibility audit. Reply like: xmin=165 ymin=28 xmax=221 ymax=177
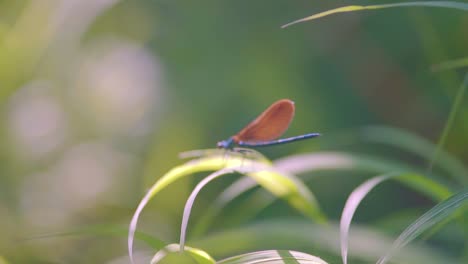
xmin=361 ymin=126 xmax=468 ymax=184
xmin=192 ymin=152 xmax=452 ymax=236
xmin=340 ymin=174 xmax=395 ymax=264
xmin=151 ymin=244 xmax=215 ymax=264
xmin=192 ymin=219 xmax=456 ymax=264
xmin=337 ymin=173 xmax=450 ymax=263
xmin=180 ymin=167 xmax=237 ymax=251
xmin=191 ymin=154 xmax=339 ymax=236
xmin=217 ymin=250 xmax=328 ymax=264
xmin=129 ymin=150 xmax=326 ymax=263
xmin=180 ymin=163 xmax=326 ymax=251
xmin=377 ymin=187 xmax=468 ymax=264
xmin=432 ymin=57 xmax=468 ymax=71
xmin=275 ymin=152 xmax=452 ymax=201
xmin=282 ymin=1 xmax=468 ymax=28
xmin=128 ymin=153 xmax=258 ymax=263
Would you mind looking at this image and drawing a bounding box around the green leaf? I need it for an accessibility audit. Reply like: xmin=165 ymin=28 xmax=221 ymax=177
xmin=282 ymin=1 xmax=468 ymax=28
xmin=193 ymin=219 xmax=457 ymax=264
xmin=151 ymin=244 xmax=215 ymax=264
xmin=192 ymin=151 xmax=453 ymax=237
xmin=129 ymin=151 xmax=326 ymax=263
xmin=432 ymin=57 xmax=468 ymax=71
xmin=275 ymin=152 xmax=452 ymax=201
xmin=339 ymin=173 xmax=463 ymax=264
xmin=361 ymin=126 xmax=468 ymax=185
xmin=377 ymin=187 xmax=468 ymax=264
xmin=217 ymin=250 xmax=328 ymax=264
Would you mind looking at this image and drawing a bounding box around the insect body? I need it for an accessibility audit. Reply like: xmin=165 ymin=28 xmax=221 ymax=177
xmin=217 ymin=99 xmax=320 ymax=149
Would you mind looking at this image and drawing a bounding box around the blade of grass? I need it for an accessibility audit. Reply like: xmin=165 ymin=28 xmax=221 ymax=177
xmin=361 ymin=126 xmax=468 ymax=185
xmin=217 ymin=250 xmax=328 ymax=264
xmin=340 ymin=174 xmax=395 ymax=264
xmin=192 ymin=152 xmax=452 ymax=237
xmin=432 ymin=57 xmax=468 ymax=71
xmin=180 ymin=167 xmax=237 ymax=251
xmin=194 ymin=152 xmax=360 ymax=236
xmin=180 ymin=163 xmax=327 ymax=251
xmin=150 ymin=244 xmax=215 ymax=264
xmin=275 ymin=152 xmax=452 ymax=201
xmin=193 ymin=219 xmax=457 ymax=264
xmin=377 ymin=187 xmax=468 ymax=264
xmin=129 ymin=151 xmax=326 ymax=263
xmin=282 ymin=1 xmax=468 ymax=28
xmin=128 ymin=154 xmax=255 ymax=263
xmin=428 ymin=73 xmax=468 ymax=174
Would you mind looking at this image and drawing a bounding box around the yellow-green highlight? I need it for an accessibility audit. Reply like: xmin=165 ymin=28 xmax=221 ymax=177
xmin=282 ymin=1 xmax=468 ymax=28
xmin=129 ymin=150 xmax=326 ymax=262
xmin=151 ymin=244 xmax=215 ymax=264
xmin=146 ymin=152 xmax=324 ymax=222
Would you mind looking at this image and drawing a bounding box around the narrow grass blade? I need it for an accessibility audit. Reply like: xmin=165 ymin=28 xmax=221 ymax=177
xmin=129 ymin=151 xmax=325 ymax=263
xmin=193 ymin=219 xmax=457 ymax=264
xmin=180 ymin=167 xmax=237 ymax=251
xmin=275 ymin=152 xmax=452 ymax=201
xmin=193 ymin=152 xmax=452 ymax=236
xmin=361 ymin=126 xmax=468 ymax=184
xmin=151 ymin=244 xmax=215 ymax=264
xmin=428 ymin=73 xmax=468 ymax=175
xmin=282 ymin=1 xmax=468 ymax=28
xmin=191 ymin=157 xmax=329 ymax=236
xmin=432 ymin=57 xmax=468 ymax=71
xmin=129 ymin=153 xmax=257 ymax=263
xmin=340 ymin=174 xmax=394 ymax=264
xmin=181 ymin=163 xmax=326 ymax=251
xmin=217 ymin=250 xmax=328 ymax=264
xmin=377 ymin=187 xmax=468 ymax=264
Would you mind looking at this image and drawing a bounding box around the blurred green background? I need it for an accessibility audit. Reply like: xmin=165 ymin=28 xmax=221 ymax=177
xmin=0 ymin=0 xmax=467 ymax=263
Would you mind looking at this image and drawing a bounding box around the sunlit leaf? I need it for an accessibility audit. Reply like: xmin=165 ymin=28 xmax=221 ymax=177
xmin=179 ymin=162 xmax=325 ymax=250
xmin=282 ymin=1 xmax=468 ymax=28
xmin=151 ymin=244 xmax=215 ymax=264
xmin=192 ymin=151 xmax=453 ymax=236
xmin=129 ymin=151 xmax=326 ymax=263
xmin=217 ymin=250 xmax=328 ymax=264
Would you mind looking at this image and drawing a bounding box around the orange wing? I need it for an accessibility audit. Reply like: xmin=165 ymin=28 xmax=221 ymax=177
xmin=232 ymin=99 xmax=295 ymax=143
